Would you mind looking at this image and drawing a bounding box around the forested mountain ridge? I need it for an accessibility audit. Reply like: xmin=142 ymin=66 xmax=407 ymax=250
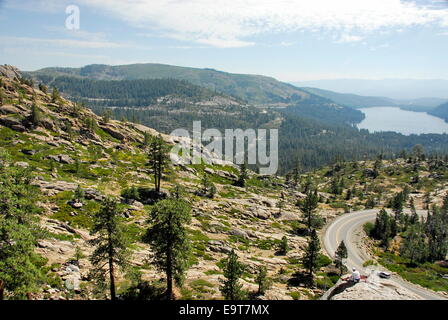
xmin=26 ymin=63 xmax=342 ymax=107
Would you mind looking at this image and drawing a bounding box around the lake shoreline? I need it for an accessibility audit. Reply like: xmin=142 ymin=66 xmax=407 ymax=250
xmin=357 ymin=106 xmax=448 ymax=136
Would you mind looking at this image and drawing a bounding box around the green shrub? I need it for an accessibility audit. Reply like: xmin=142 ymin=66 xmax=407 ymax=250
xmin=316 ymin=276 xmax=334 ymax=290
xmin=363 ymin=222 xmax=375 ymax=236
xmin=288 ymin=291 xmax=301 ymax=300
xmin=316 ymin=254 xmax=332 ymax=268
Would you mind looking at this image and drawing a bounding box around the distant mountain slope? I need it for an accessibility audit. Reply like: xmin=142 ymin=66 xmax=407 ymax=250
xmin=293 ymin=79 xmax=448 ymax=101
xmin=429 ymin=102 xmax=448 ymax=122
xmin=301 ymin=87 xmax=396 ymax=108
xmin=27 ymin=63 xmax=314 ymax=105
xmin=301 ymin=87 xmax=447 ymax=112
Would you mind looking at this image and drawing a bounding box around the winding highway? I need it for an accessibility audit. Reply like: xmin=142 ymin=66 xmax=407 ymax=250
xmin=323 ymin=209 xmax=447 ymax=300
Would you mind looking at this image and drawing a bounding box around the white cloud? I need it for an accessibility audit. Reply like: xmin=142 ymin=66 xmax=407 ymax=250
xmin=0 ymin=36 xmax=127 ymax=48
xmin=280 ymin=41 xmax=296 ymax=47
xmin=9 ymin=0 xmax=448 ymax=47
xmin=336 ymin=34 xmax=364 ymax=43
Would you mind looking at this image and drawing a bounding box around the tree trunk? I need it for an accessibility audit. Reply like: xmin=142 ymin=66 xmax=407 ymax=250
xmin=0 ymin=280 xmax=4 ymax=300
xmin=109 ymin=255 xmax=116 ymax=300
xmin=166 ymin=246 xmax=173 ymax=300
xmin=108 ymin=232 xmax=116 ymax=301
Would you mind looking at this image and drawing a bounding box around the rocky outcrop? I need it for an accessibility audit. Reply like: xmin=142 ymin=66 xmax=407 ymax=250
xmin=31 ymin=179 xmax=78 ymax=195
xmin=0 ymin=64 xmax=21 ymax=80
xmin=325 ymin=269 xmax=422 ymax=300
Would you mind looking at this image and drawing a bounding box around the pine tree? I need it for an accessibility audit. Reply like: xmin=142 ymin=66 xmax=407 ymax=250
xmin=89 ymin=198 xmax=130 ymax=300
xmin=302 ymin=175 xmax=313 ymax=193
xmin=0 ymin=160 xmax=45 ymax=299
xmin=372 ymin=208 xmax=396 ymax=249
xmin=220 ymin=250 xmax=246 ymax=300
xmin=400 ymin=223 xmax=427 ymax=265
xmin=236 ymin=161 xmax=248 ymax=188
xmin=143 ymin=131 xmax=151 ymax=146
xmin=279 ymin=236 xmax=289 ymax=255
xmin=302 ymin=229 xmax=321 ymax=286
xmin=147 ymin=134 xmax=170 ymax=194
xmin=102 ymin=109 xmax=112 ymax=123
xmin=277 ymin=196 xmax=285 ymax=217
xmin=198 ymin=174 xmax=216 ymax=199
xmin=423 ymin=192 xmax=431 ymax=210
xmin=30 ymin=104 xmax=42 ymax=127
xmin=345 ymin=188 xmax=352 ymax=200
xmin=145 ymin=199 xmax=191 ymax=299
xmin=255 ymin=266 xmax=271 ymax=295
xmin=64 ymin=120 xmax=74 ymax=141
xmin=38 ymin=83 xmax=47 ymax=94
xmin=74 ymin=184 xmax=85 ymax=202
xmin=442 ymin=193 xmax=448 ymax=214
xmin=425 ymin=207 xmax=448 ymax=262
xmin=412 ymin=144 xmax=425 ymax=162
xmin=334 ymin=241 xmax=348 ymax=276
xmin=297 ymin=189 xmax=319 ymax=231
xmin=291 ymin=160 xmax=301 ymax=188
xmin=170 ymin=184 xmax=186 ymax=200
xmin=51 ymin=87 xmax=60 ymax=103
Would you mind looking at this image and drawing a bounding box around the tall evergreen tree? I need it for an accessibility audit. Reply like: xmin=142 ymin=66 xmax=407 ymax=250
xmin=372 ymin=208 xmax=396 ymax=249
xmin=0 ymin=160 xmax=45 ymax=299
xmin=425 ymin=207 xmax=448 ymax=262
xmin=51 ymin=87 xmax=60 ymax=103
xmin=297 ymin=189 xmax=319 ymax=231
xmin=291 ymin=160 xmax=301 ymax=187
xmin=255 ymin=266 xmax=271 ymax=295
xmin=236 ymin=161 xmax=248 ymax=188
xmin=30 ymin=104 xmax=42 ymax=127
xmin=279 ymin=236 xmax=289 ymax=255
xmin=400 ymin=223 xmax=427 ymax=264
xmin=147 ymin=134 xmax=170 ymax=194
xmin=220 ymin=250 xmax=246 ymax=300
xmin=302 ymin=229 xmax=321 ymax=285
xmin=302 ymin=175 xmax=313 ymax=194
xmin=38 ymin=83 xmax=47 ymax=94
xmin=145 ymin=199 xmax=191 ymax=299
xmin=423 ymin=192 xmax=432 ymax=210
xmin=334 ymin=241 xmax=348 ymax=276
xmin=198 ymin=174 xmax=216 ymax=198
xmin=89 ymin=198 xmax=130 ymax=300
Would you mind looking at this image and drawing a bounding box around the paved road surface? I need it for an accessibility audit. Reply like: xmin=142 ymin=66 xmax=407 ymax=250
xmin=323 ymin=209 xmax=447 ymax=300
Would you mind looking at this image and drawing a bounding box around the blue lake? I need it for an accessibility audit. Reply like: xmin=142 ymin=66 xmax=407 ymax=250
xmin=357 ymin=106 xmax=448 ymax=135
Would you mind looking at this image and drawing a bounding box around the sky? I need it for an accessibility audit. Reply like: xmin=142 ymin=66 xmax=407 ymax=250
xmin=0 ymin=0 xmax=448 ymax=82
